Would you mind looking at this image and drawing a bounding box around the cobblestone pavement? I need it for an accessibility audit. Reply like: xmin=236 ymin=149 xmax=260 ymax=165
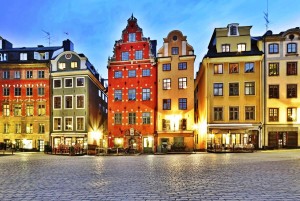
xmin=0 ymin=150 xmax=300 ymax=201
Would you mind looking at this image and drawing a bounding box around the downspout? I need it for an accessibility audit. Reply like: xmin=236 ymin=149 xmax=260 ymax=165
xmin=263 ymin=36 xmax=267 ymax=149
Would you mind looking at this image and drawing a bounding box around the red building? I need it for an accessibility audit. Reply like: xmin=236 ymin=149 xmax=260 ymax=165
xmin=107 ymin=15 xmax=157 ymax=153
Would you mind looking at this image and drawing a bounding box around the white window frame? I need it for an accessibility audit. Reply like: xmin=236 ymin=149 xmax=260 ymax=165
xmin=53 ymin=117 xmax=62 ymax=131
xmin=53 ymin=96 xmax=62 ymax=110
xmin=76 ymin=94 xmax=85 ymax=109
xmin=65 ymin=95 xmax=73 ymax=109
xmin=64 ymin=116 xmax=73 ymax=131
xmin=64 ymin=78 xmax=73 ymax=88
xmin=76 ymin=116 xmax=85 ymax=131
xmin=53 ymin=79 xmax=62 ymax=89
xmin=76 ymin=77 xmax=85 ymax=87
xmin=20 ymin=53 xmax=27 ymax=60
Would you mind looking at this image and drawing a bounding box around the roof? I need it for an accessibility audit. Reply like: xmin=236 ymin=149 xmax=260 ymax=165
xmin=0 ymin=46 xmax=62 ymax=52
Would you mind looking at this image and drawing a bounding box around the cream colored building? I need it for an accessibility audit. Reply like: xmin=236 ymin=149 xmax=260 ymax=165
xmin=263 ymin=27 xmax=300 ymax=148
xmin=195 ymin=24 xmax=264 ymax=150
xmin=156 ymin=30 xmax=196 ymax=152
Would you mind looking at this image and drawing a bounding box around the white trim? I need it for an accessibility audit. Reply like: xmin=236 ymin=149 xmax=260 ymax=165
xmin=76 ymin=94 xmax=85 ymax=109
xmin=53 ymin=117 xmax=62 ymax=131
xmin=64 ymin=116 xmax=73 ymax=131
xmin=64 ymin=95 xmax=73 ymax=109
xmin=53 ymin=78 xmax=62 ymax=89
xmin=64 ymin=77 xmax=73 ymax=88
xmin=76 ymin=116 xmax=85 ymax=131
xmin=76 ymin=77 xmax=85 ymax=87
xmin=53 ymin=95 xmax=62 ymax=110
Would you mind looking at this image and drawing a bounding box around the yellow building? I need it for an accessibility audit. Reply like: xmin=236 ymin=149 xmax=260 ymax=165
xmin=263 ymin=28 xmax=300 ymax=148
xmin=195 ymin=23 xmax=264 ymax=151
xmin=156 ymin=30 xmax=196 ymax=152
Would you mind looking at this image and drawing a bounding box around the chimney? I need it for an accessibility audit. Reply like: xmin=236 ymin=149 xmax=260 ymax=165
xmin=63 ymin=39 xmax=74 ymax=51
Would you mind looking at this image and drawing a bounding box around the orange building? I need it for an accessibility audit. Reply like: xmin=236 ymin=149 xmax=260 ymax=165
xmin=107 ymin=15 xmax=157 ymax=153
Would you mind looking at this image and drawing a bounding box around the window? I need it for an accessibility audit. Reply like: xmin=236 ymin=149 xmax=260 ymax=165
xmin=114 ymin=90 xmax=122 ymax=101
xmin=129 ymin=33 xmax=136 ymax=42
xmin=14 ymin=88 xmax=21 ymax=96
xmin=38 ymin=104 xmax=46 ymax=116
xmin=269 ymin=43 xmax=279 ymax=54
xmin=38 ymin=123 xmax=45 ymax=134
xmin=222 ymin=44 xmax=230 ymax=52
xmin=71 ymin=62 xmax=78 ymax=68
xmin=269 ymin=85 xmax=279 ymax=98
xmin=26 ymin=104 xmax=34 ymax=116
xmin=54 ymin=79 xmax=61 ymax=88
xmin=163 ymin=78 xmax=171 ymax=90
xmin=163 ymin=99 xmax=171 ymax=110
xmin=287 ymin=43 xmax=297 ymax=53
xmin=162 ymin=119 xmax=170 ymax=130
xmin=58 ymin=62 xmax=66 ymax=69
xmin=142 ymin=112 xmax=150 ymax=124
xmin=76 ymin=117 xmax=85 ymax=131
xmin=163 ymin=63 xmax=171 ymax=71
xmin=245 ymin=106 xmax=255 ymax=120
xmin=53 ymin=96 xmax=61 ymax=109
xmin=26 ymin=88 xmax=33 ymax=96
xmin=3 ymin=87 xmax=9 ymax=96
xmin=15 ymin=123 xmax=21 ymax=134
xmin=38 ymin=87 xmax=45 ymax=96
xmin=214 ymin=64 xmax=223 ymax=74
xmin=54 ymin=118 xmax=62 ymax=130
xmin=135 ymin=50 xmax=142 ymax=60
xmin=38 ymin=71 xmax=45 ymax=78
xmin=245 ymin=63 xmax=254 ymax=73
xmin=26 ymin=71 xmax=33 ymax=78
xmin=142 ymin=88 xmax=150 ymax=100
xmin=172 ymin=47 xmax=179 ymax=55
xmin=3 ymin=104 xmax=10 ymax=116
xmin=179 ymin=119 xmax=187 ymax=130
xmin=142 ymin=69 xmax=150 ymax=76
xmin=214 ymin=83 xmax=223 ymax=96
xmin=214 ymin=107 xmax=223 ymax=121
xmin=26 ymin=123 xmax=33 ymax=134
xmin=128 ymin=89 xmax=136 ymax=100
xmin=65 ymin=117 xmax=73 ymax=131
xmin=128 ymin=70 xmax=136 ymax=77
xmin=269 ymin=63 xmax=279 ymax=76
xmin=114 ymin=71 xmax=122 ymax=78
xmin=14 ymin=104 xmax=21 ymax=116
xmin=287 ymin=84 xmax=297 ymax=98
xmin=65 ymin=96 xmax=73 ymax=109
xmin=287 ymin=108 xmax=297 ymax=122
xmin=229 ymin=83 xmax=239 ymax=96
xmin=0 ymin=53 xmax=7 ymax=61
xmin=269 ymin=108 xmax=279 ymax=122
xmin=229 ymin=63 xmax=239 ymax=73
xmin=229 ymin=25 xmax=238 ymax=36
xmin=20 ymin=53 xmax=27 ymax=60
xmin=229 ymin=107 xmax=239 ymax=120
xmin=76 ymin=77 xmax=84 ymax=87
xmin=65 ymin=78 xmax=73 ymax=88
xmin=178 ymin=98 xmax=187 ymax=110
xmin=128 ymin=113 xmax=136 ymax=125
xmin=76 ymin=95 xmax=84 ymax=109
xmin=178 ymin=77 xmax=187 ymax=89
xmin=121 ymin=52 xmax=129 ymax=61
xmin=178 ymin=62 xmax=187 ymax=70
xmin=114 ymin=113 xmax=122 ymax=125
xmin=15 ymin=71 xmax=21 ymax=79
xmin=237 ymin=44 xmax=246 ymax=52
xmin=287 ymin=62 xmax=297 ymax=75
xmin=3 ymin=71 xmax=9 ymax=79
xmin=4 ymin=123 xmax=9 ymax=134
xmin=245 ymin=82 xmax=255 ymax=95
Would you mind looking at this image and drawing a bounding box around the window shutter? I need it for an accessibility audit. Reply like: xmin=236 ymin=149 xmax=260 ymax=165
xmin=34 ymin=52 xmax=40 ymax=60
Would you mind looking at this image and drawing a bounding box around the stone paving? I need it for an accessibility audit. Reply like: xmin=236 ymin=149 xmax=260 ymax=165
xmin=0 ymin=150 xmax=300 ymax=200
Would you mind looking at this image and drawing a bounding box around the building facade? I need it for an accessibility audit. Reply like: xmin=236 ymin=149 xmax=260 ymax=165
xmin=107 ymin=15 xmax=157 ymax=153
xmin=50 ymin=40 xmax=107 ymax=153
xmin=263 ymin=27 xmax=300 ymax=148
xmin=157 ymin=30 xmax=196 ymax=152
xmin=195 ymin=24 xmax=264 ymax=151
xmin=0 ymin=36 xmax=63 ymax=151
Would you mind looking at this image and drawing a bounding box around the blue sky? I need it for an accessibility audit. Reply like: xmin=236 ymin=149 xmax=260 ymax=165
xmin=1 ymin=0 xmax=299 ymax=79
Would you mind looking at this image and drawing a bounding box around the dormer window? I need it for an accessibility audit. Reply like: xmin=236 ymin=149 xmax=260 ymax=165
xmin=34 ymin=52 xmax=49 ymax=60
xmin=129 ymin=33 xmax=136 ymax=42
xmin=237 ymin=43 xmax=246 ymax=52
xmin=228 ymin=23 xmax=239 ymax=36
xmin=222 ymin=44 xmax=230 ymax=52
xmin=0 ymin=53 xmax=7 ymax=61
xmin=20 ymin=53 xmax=27 ymax=60
xmin=287 ymin=43 xmax=297 ymax=53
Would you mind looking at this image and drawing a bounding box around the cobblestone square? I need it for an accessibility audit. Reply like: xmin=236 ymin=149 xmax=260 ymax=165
xmin=0 ymin=150 xmax=300 ymax=200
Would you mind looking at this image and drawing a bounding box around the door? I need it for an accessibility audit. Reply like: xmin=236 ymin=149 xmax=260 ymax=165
xmin=143 ymin=137 xmax=153 ymax=153
xmin=38 ymin=140 xmax=44 ymax=152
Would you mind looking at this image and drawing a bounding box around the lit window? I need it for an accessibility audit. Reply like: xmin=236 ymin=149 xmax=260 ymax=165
xmin=20 ymin=53 xmax=27 ymax=60
xmin=39 ymin=123 xmax=45 ymax=134
xmin=269 ymin=63 xmax=279 ymax=76
xmin=15 ymin=123 xmax=21 ymax=134
xmin=237 ymin=44 xmax=246 ymax=52
xmin=229 ymin=63 xmax=239 ymax=73
xmin=269 ymin=108 xmax=279 ymax=122
xmin=4 ymin=123 xmax=9 ymax=134
xmin=54 ymin=118 xmax=62 ymax=131
xmin=222 ymin=44 xmax=230 ymax=52
xmin=179 ymin=119 xmax=187 ymax=130
xmin=71 ymin=62 xmax=78 ymax=68
xmin=58 ymin=62 xmax=66 ymax=69
xmin=26 ymin=104 xmax=34 ymax=116
xmin=178 ymin=77 xmax=187 ymax=89
xmin=65 ymin=117 xmax=73 ymax=131
xmin=38 ymin=104 xmax=45 ymax=116
xmin=3 ymin=104 xmax=10 ymax=116
xmin=214 ymin=64 xmax=223 ymax=74
xmin=245 ymin=82 xmax=255 ymax=95
xmin=287 ymin=108 xmax=297 ymax=122
xmin=14 ymin=104 xmax=22 ymax=116
xmin=163 ymin=78 xmax=171 ymax=90
xmin=26 ymin=123 xmax=33 ymax=134
xmin=162 ymin=119 xmax=170 ymax=130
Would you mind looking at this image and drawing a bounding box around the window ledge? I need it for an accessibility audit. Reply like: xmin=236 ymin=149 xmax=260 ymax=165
xmin=285 ymin=53 xmax=298 ymax=56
